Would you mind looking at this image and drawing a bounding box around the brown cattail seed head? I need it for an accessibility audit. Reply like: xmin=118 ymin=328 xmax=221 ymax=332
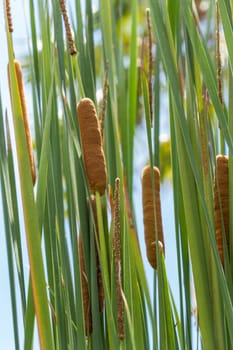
xmin=77 ymin=98 xmax=107 ymax=195
xmin=142 ymin=165 xmax=164 ymax=269
xmin=214 ymin=155 xmax=229 ymax=266
xmin=59 ymin=0 xmax=77 ymax=55
xmin=6 ymin=0 xmax=13 ymax=33
xmin=78 ymin=235 xmax=92 ymax=335
xmin=8 ymin=60 xmax=36 ymax=185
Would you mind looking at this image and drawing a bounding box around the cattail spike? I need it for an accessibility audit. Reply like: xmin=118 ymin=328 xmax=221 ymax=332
xmin=142 ymin=165 xmax=165 ymax=269
xmin=146 ymin=8 xmax=153 ymax=127
xmin=6 ymin=0 xmax=13 ymax=33
xmin=8 ymin=60 xmax=36 ymax=185
xmin=77 ymin=98 xmax=107 ymax=195
xmin=78 ymin=234 xmax=92 ymax=336
xmin=59 ymin=0 xmax=77 ymax=55
xmin=214 ymin=155 xmax=229 ymax=266
xmin=216 ymin=1 xmax=223 ymax=105
xmin=100 ymin=61 xmax=109 ymax=139
xmin=113 ymin=178 xmax=124 ymax=340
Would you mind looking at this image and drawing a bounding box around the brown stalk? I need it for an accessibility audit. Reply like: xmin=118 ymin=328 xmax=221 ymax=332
xmin=77 ymin=98 xmax=107 ymax=195
xmin=142 ymin=165 xmax=164 ymax=269
xmin=59 ymin=0 xmax=77 ymax=55
xmin=113 ymin=178 xmax=124 ymax=340
xmin=8 ymin=60 xmax=36 ymax=185
xmin=214 ymin=155 xmax=229 ymax=266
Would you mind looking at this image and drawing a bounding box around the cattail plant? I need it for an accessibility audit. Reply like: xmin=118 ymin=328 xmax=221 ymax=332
xmin=59 ymin=0 xmax=77 ymax=55
xmin=77 ymin=98 xmax=107 ymax=195
xmin=8 ymin=60 xmax=36 ymax=185
xmin=142 ymin=165 xmax=164 ymax=269
xmin=214 ymin=155 xmax=229 ymax=266
xmin=5 ymin=0 xmax=13 ymax=33
xmin=4 ymin=1 xmax=233 ymax=348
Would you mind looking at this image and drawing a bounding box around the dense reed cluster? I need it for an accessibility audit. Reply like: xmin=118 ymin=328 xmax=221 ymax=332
xmin=2 ymin=1 xmax=233 ymax=349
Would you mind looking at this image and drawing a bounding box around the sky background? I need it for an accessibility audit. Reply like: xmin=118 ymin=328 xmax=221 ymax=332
xmin=0 ymin=1 xmax=181 ymax=348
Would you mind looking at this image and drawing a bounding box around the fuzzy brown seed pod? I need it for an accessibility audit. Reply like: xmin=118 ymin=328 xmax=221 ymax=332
xmin=8 ymin=60 xmax=36 ymax=185
xmin=214 ymin=155 xmax=229 ymax=265
xmin=59 ymin=0 xmax=77 ymax=55
xmin=142 ymin=165 xmax=165 ymax=269
xmin=78 ymin=234 xmax=92 ymax=336
xmin=6 ymin=0 xmax=13 ymax=33
xmin=77 ymin=98 xmax=107 ymax=195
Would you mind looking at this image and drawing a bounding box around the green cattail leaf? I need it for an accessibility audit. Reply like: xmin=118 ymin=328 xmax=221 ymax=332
xmin=5 ymin=10 xmax=54 ymax=350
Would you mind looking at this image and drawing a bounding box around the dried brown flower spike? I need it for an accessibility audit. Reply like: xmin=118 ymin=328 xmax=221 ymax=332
xmin=6 ymin=0 xmax=13 ymax=33
xmin=100 ymin=61 xmax=109 ymax=139
xmin=8 ymin=60 xmax=36 ymax=185
xmin=59 ymin=0 xmax=77 ymax=55
xmin=77 ymin=98 xmax=107 ymax=195
xmin=216 ymin=1 xmax=223 ymax=105
xmin=214 ymin=155 xmax=229 ymax=265
xmin=146 ymin=8 xmax=153 ymax=126
xmin=113 ymin=178 xmax=124 ymax=340
xmin=142 ymin=165 xmax=164 ymax=269
xmin=78 ymin=234 xmax=92 ymax=336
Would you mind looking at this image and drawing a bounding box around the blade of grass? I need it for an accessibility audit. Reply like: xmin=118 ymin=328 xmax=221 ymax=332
xmin=6 ymin=12 xmax=54 ymax=350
